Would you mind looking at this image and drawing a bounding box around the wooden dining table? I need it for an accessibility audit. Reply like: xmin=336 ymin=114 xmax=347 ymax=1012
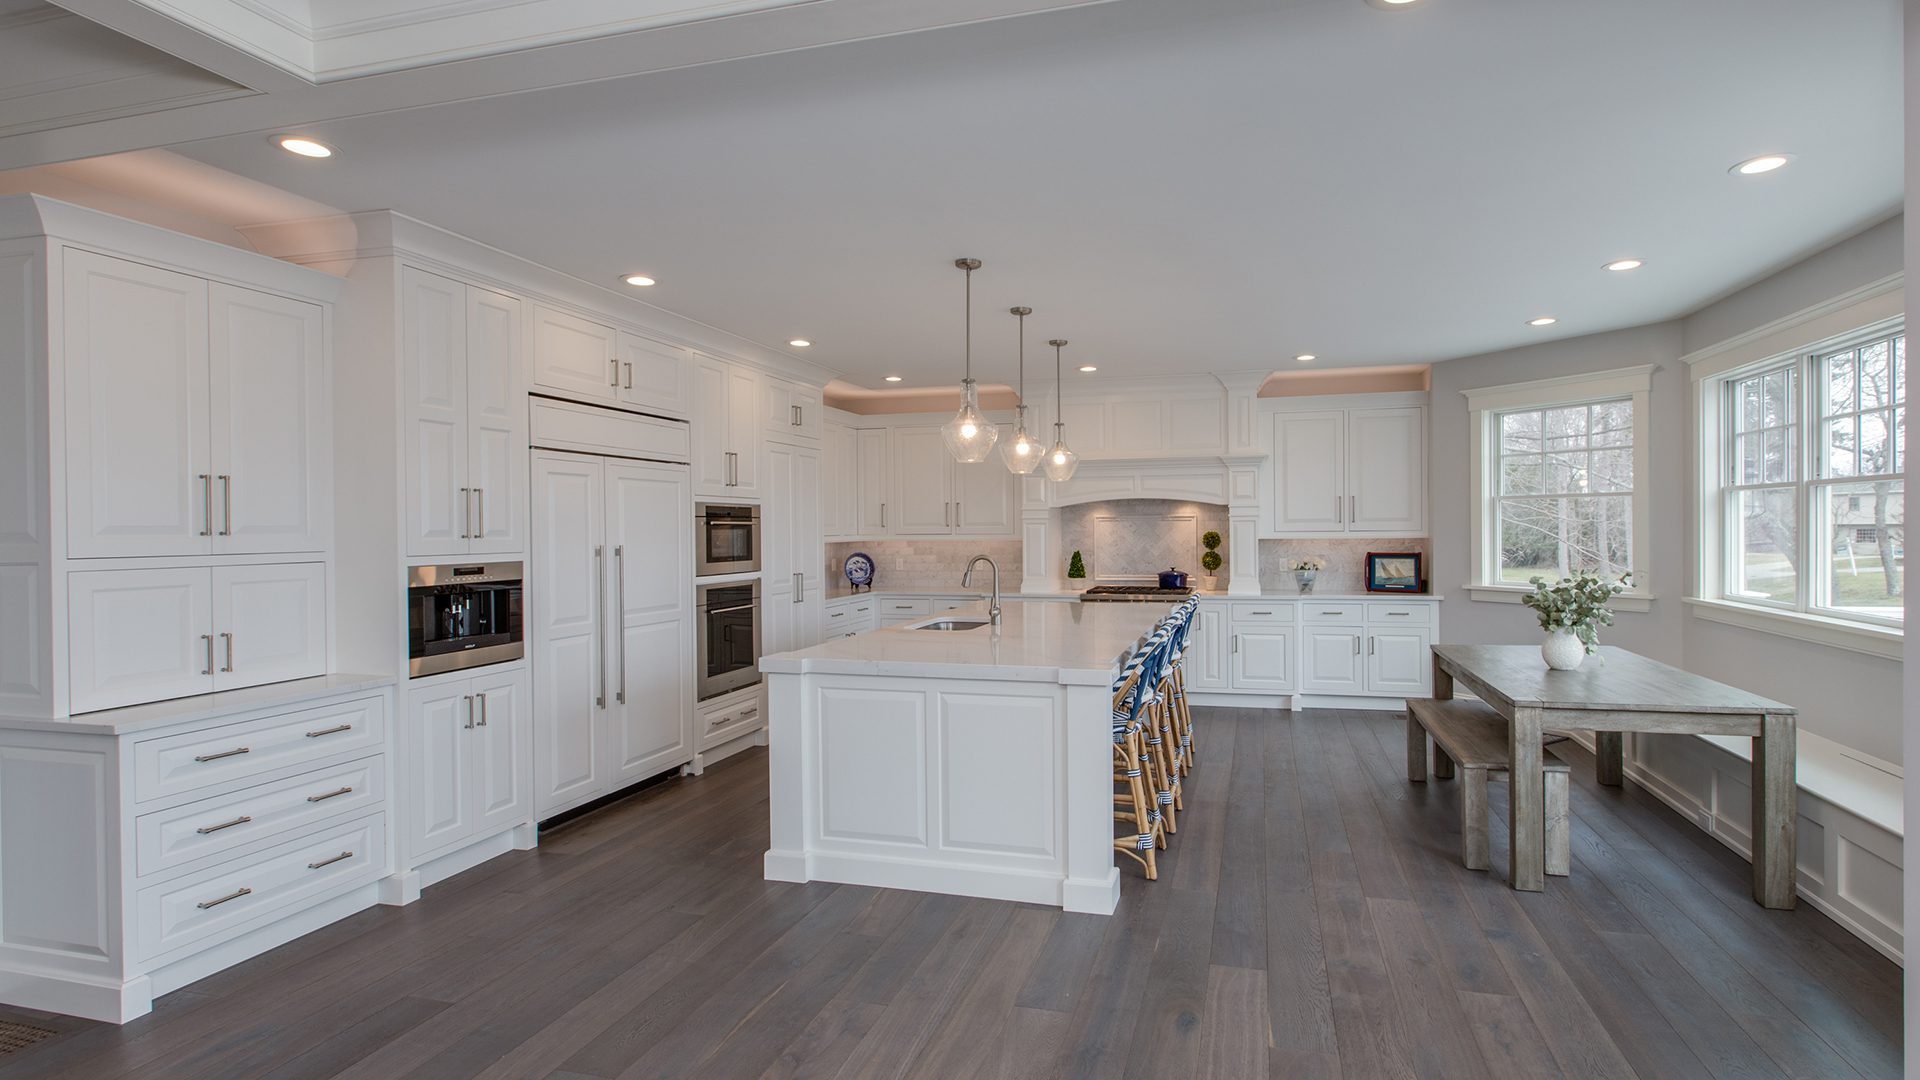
xmin=1429 ymin=644 xmax=1798 ymax=908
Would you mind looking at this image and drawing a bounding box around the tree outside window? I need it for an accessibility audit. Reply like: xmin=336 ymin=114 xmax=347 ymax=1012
xmin=1494 ymin=399 xmax=1634 ymax=584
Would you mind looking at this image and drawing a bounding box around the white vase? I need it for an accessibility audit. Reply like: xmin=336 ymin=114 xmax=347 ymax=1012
xmin=1541 ymin=628 xmax=1585 ymax=671
xmin=1296 ymin=570 xmax=1317 ymax=594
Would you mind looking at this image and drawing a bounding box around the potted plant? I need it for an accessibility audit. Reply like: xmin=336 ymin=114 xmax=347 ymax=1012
xmin=1200 ymin=531 xmax=1222 ymax=578
xmin=1291 ymin=558 xmax=1323 ymax=594
xmin=1522 ymin=572 xmax=1631 ymax=670
xmin=1067 ymin=550 xmax=1086 ymax=580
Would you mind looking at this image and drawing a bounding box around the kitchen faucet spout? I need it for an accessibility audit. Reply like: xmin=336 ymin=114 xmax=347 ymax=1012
xmin=962 ymin=555 xmax=1002 ymax=625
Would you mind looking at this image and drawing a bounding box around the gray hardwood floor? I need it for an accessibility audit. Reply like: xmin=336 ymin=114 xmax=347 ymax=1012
xmin=0 ymin=707 xmax=1900 ymax=1079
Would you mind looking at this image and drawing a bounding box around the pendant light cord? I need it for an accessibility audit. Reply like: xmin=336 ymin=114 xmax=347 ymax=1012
xmin=963 ymin=264 xmax=972 ymax=383
xmin=1054 ymin=340 xmax=1065 ymax=437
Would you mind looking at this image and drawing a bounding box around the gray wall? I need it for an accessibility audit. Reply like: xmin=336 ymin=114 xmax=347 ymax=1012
xmin=1429 ymin=216 xmax=1905 ymax=764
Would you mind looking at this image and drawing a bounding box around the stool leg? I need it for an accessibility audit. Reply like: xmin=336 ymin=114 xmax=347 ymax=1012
xmin=1461 ymin=766 xmax=1489 ymax=870
xmin=1406 ymin=712 xmax=1428 ymax=782
xmin=1545 ymin=770 xmax=1571 ymax=877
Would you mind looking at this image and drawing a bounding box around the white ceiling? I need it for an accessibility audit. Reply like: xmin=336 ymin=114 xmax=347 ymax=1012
xmin=152 ymin=0 xmax=1907 ymax=385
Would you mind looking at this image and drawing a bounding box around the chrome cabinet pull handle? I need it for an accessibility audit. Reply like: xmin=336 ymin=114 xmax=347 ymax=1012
xmin=1369 ymin=636 xmax=1376 ymax=655
xmin=1321 ymin=611 xmax=1342 ymax=616
xmin=458 ymin=487 xmax=471 ymax=538
xmin=1249 ymin=610 xmax=1273 ymax=616
xmin=220 ymin=632 xmax=235 ymax=673
xmin=474 ymin=487 xmax=485 ymax=539
xmin=1352 ymin=636 xmax=1361 ymax=655
xmin=196 ymin=814 xmax=252 ymax=835
xmin=219 ymin=475 xmax=233 ymax=536
xmin=1350 ymin=495 xmax=1356 ymax=523
xmin=308 ymin=850 xmax=353 ymax=870
xmin=307 ymin=785 xmax=353 ymax=803
xmin=201 ymin=633 xmax=214 ymax=676
xmin=199 ymin=474 xmax=213 ymax=536
xmin=881 ymin=502 xmax=886 ymax=528
xmin=305 ymin=723 xmax=352 ymax=738
xmin=1335 ymin=496 xmax=1342 ymax=523
xmin=196 ymin=886 xmax=252 ymax=909
xmin=477 ymin=692 xmax=489 ymax=726
xmin=624 ymin=362 xmax=633 ymax=390
xmin=1232 ymin=634 xmax=1239 ymax=654
xmin=955 ymin=501 xmax=961 ymax=527
xmin=610 ymin=358 xmax=620 ymax=387
xmin=594 ymin=546 xmax=607 ymax=708
xmin=464 ymin=694 xmax=475 ymax=729
xmin=1386 ymin=611 xmax=1409 ymax=616
xmin=615 ymin=545 xmax=627 ymax=705
xmin=740 ymin=707 xmax=758 ymax=719
xmin=194 ymin=745 xmax=249 ymax=763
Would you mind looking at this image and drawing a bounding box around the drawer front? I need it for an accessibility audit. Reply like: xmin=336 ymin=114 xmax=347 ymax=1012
xmin=136 ymin=813 xmax=386 ymax=961
xmin=823 ymin=606 xmax=855 ymax=635
xmin=1228 ymin=602 xmax=1295 ymax=623
xmin=1366 ymin=602 xmax=1434 ymax=625
xmin=879 ymin=598 xmax=931 ymax=618
xmin=700 ymin=696 xmax=764 ymax=749
xmin=1302 ymin=603 xmax=1366 ymax=623
xmin=134 ymin=696 xmax=387 ymax=803
xmin=136 ymin=757 xmax=386 ymax=877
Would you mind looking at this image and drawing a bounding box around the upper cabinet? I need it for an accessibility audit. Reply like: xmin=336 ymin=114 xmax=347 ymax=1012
xmin=763 ymin=377 xmax=822 ymax=442
xmin=822 ymin=421 xmax=857 ymax=541
xmin=888 ymin=424 xmax=1016 ymax=538
xmin=1270 ymin=406 xmax=1425 ymax=536
xmin=64 ymin=252 xmax=329 ymax=558
xmin=401 ymin=267 xmax=526 ymax=558
xmin=530 ymin=303 xmax=618 ymax=404
xmin=692 ymin=355 xmax=762 ymax=498
xmin=617 ymin=332 xmax=692 ymax=418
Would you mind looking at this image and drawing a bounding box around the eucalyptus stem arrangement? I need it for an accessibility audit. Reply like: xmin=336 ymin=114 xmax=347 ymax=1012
xmin=1522 ymin=572 xmax=1631 ymax=665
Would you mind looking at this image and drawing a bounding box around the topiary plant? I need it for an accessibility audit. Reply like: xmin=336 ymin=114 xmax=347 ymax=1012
xmin=1067 ymin=550 xmax=1087 ymax=579
xmin=1201 ymin=530 xmax=1223 ymax=575
xmin=1201 ymin=550 xmax=1222 ymax=574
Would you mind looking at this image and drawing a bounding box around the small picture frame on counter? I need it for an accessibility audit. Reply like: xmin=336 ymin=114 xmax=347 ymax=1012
xmin=1365 ymin=552 xmax=1425 ymax=593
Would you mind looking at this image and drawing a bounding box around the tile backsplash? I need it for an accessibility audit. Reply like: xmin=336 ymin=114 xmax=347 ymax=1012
xmin=1058 ymin=499 xmax=1230 ymax=583
xmin=1257 ymin=538 xmax=1429 ymax=594
xmin=826 ymin=539 xmax=1024 ymax=592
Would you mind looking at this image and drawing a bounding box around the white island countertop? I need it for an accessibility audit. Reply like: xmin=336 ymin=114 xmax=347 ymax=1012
xmin=762 ymin=598 xmax=1171 ymax=686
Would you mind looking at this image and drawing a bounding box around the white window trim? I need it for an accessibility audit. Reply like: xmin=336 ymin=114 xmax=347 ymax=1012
xmin=1690 ymin=308 xmax=1906 ymax=652
xmin=1463 ymin=364 xmax=1654 ymax=605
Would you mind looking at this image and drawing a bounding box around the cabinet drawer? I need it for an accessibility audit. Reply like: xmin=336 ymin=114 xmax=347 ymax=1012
xmin=1302 ymin=603 xmax=1365 ymax=623
xmin=136 ymin=813 xmax=386 ymax=961
xmin=1228 ymin=602 xmax=1295 ymax=623
xmin=1367 ymin=602 xmax=1433 ymax=625
xmin=822 ymin=607 xmax=856 ymax=635
xmin=879 ymin=598 xmax=931 ymax=617
xmin=700 ymin=694 xmax=764 ymax=749
xmin=136 ymin=757 xmax=385 ymax=877
xmin=134 ymin=696 xmax=386 ymax=803
xmin=849 ymin=601 xmax=875 ymax=619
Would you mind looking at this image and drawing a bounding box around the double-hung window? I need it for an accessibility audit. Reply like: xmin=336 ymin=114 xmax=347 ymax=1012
xmin=1718 ymin=329 xmax=1904 ymax=626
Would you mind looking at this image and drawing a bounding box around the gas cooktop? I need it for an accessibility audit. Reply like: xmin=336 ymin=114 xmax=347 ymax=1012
xmin=1079 ymin=585 xmax=1196 ymax=602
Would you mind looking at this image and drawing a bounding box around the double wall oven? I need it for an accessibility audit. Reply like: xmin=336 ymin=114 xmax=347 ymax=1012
xmin=408 ymin=562 xmax=524 ymax=677
xmin=697 ymin=580 xmax=761 ymax=700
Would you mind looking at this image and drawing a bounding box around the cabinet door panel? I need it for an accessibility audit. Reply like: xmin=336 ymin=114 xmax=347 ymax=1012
xmin=1187 ymin=605 xmax=1230 ymax=691
xmin=791 ymin=445 xmax=822 ymax=647
xmin=209 ymin=284 xmax=327 ymax=554
xmin=1349 ymin=407 xmax=1424 ymax=533
xmin=401 ymin=267 xmax=469 ymax=557
xmin=531 ymin=452 xmax=607 ymax=817
xmin=953 ymin=426 xmax=1015 ymax=536
xmin=1300 ymin=626 xmax=1365 ymax=694
xmin=606 ymin=459 xmax=693 ymax=781
xmin=1366 ymin=627 xmax=1432 ymax=696
xmin=726 ymin=365 xmax=761 ymax=495
xmin=471 ymin=668 xmax=530 ymax=835
xmin=406 ymin=679 xmax=474 ymax=859
xmin=211 ymin=562 xmax=326 ymax=692
xmin=1230 ymin=625 xmax=1294 ymax=693
xmin=855 ymin=428 xmax=891 ymax=534
xmin=67 ymin=567 xmax=213 ymax=713
xmin=1272 ymin=412 xmax=1346 ymax=534
xmin=466 ymin=286 xmax=525 ymax=554
xmin=891 ymin=426 xmax=953 ymax=534
xmin=63 ymin=251 xmax=210 ymax=558
xmin=618 ymin=332 xmax=691 ymax=417
xmin=530 ymin=304 xmax=617 ymax=403
xmin=822 ymin=423 xmax=854 ymax=540
xmin=691 ymin=357 xmax=731 ymax=495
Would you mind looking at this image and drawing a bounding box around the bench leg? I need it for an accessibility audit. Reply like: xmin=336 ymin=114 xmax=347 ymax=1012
xmin=1434 ymin=745 xmax=1455 ymax=780
xmin=1461 ymin=766 xmax=1489 ymax=871
xmin=1545 ymin=770 xmax=1570 ymax=877
xmin=1406 ymin=712 xmax=1428 ymax=782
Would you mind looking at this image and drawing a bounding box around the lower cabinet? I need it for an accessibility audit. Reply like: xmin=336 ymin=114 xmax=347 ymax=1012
xmin=1186 ymin=598 xmax=1437 ymax=703
xmin=1301 ymin=625 xmax=1366 ymax=694
xmin=1366 ymin=626 xmax=1432 ymax=696
xmin=404 ymin=667 xmax=530 ymax=865
xmin=1230 ymin=625 xmax=1295 ymax=693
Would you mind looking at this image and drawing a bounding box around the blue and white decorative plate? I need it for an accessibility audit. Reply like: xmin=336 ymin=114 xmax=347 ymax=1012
xmin=843 ymin=551 xmax=875 ymax=589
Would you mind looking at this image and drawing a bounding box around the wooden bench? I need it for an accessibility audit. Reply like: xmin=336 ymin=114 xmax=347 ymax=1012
xmin=1407 ymin=698 xmax=1570 ymax=876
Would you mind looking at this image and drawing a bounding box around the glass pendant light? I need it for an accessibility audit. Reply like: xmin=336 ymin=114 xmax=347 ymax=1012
xmin=999 ymin=305 xmax=1042 ymax=474
xmin=1042 ymin=338 xmax=1079 ymax=482
xmin=941 ymin=258 xmax=999 ymax=463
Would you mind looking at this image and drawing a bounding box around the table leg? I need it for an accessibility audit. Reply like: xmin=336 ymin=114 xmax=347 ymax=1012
xmin=1432 ymin=653 xmax=1454 ymax=700
xmin=1751 ymin=712 xmax=1797 ymax=910
xmin=1594 ymin=731 xmax=1625 ymax=786
xmin=1507 ymin=706 xmax=1545 ymax=892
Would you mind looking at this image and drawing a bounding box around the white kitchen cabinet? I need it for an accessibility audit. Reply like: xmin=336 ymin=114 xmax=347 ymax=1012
xmin=532 ymin=452 xmax=608 ymax=816
xmin=618 ymin=331 xmax=692 ymax=417
xmin=406 ymin=667 xmax=530 ymax=863
xmin=401 ymin=267 xmax=526 ymax=558
xmin=1301 ymin=625 xmax=1366 ymax=694
xmin=531 ymin=303 xmax=618 ymax=404
xmin=1231 ymin=625 xmax=1296 ymax=693
xmin=1185 ymin=603 xmax=1230 ymax=691
xmin=822 ymin=422 xmax=857 ymax=540
xmin=1365 ymin=625 xmax=1432 ymax=697
xmin=692 ymin=355 xmax=762 ymax=498
xmin=954 ymin=443 xmax=1016 ymax=536
xmin=763 ymin=441 xmax=823 ymax=655
xmin=889 ymin=424 xmax=1016 ymax=537
xmin=209 ymin=562 xmax=327 ymax=692
xmin=208 ymin=283 xmax=328 ymax=555
xmin=1271 ymin=406 xmax=1425 ymax=536
xmin=856 ymin=428 xmax=891 ymax=534
xmin=763 ymin=376 xmax=823 ymax=442
xmin=606 ymin=459 xmax=695 ymax=785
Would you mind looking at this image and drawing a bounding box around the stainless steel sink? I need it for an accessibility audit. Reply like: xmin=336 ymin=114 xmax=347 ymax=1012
xmin=910 ymin=619 xmax=991 ymax=632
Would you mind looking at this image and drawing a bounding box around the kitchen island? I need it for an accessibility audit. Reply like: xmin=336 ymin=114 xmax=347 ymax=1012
xmin=759 ymin=599 xmax=1170 ymax=914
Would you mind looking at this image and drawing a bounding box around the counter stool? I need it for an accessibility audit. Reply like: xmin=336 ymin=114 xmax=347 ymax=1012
xmin=1112 ymin=656 xmax=1161 ymax=879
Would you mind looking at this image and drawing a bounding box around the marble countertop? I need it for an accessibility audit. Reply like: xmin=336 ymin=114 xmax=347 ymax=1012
xmin=0 ymin=673 xmax=398 ymax=736
xmin=822 ymin=585 xmax=1441 ymax=603
xmin=763 ymin=599 xmax=1172 ymax=686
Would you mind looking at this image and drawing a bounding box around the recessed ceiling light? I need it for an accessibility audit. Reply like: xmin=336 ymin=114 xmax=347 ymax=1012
xmin=1078 ymin=365 xmax=1098 ymax=372
xmin=274 ymin=135 xmax=333 ymax=159
xmin=1603 ymin=259 xmax=1644 ymax=272
xmin=1364 ymin=0 xmax=1424 ymax=8
xmin=1731 ymin=154 xmax=1794 ymax=176
xmin=1294 ymin=354 xmax=1316 ymax=362
xmin=1528 ymin=316 xmax=1558 ymax=327
xmin=884 ymin=375 xmax=903 ymax=382
xmin=789 ymin=339 xmax=811 ymax=348
xmin=622 ymin=274 xmax=656 ymax=287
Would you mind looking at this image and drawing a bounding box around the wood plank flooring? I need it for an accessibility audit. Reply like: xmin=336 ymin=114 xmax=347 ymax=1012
xmin=0 ymin=707 xmax=1900 ymax=1079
